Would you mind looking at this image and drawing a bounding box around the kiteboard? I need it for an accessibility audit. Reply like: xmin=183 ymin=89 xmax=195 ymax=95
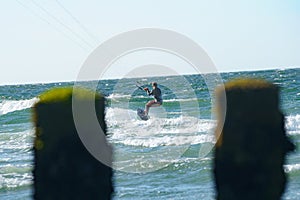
xmin=137 ymin=108 xmax=149 ymax=121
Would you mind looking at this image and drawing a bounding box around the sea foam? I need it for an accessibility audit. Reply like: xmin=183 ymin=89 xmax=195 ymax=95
xmin=285 ymin=114 xmax=300 ymax=135
xmin=0 ymin=98 xmax=38 ymax=115
xmin=106 ymin=107 xmax=216 ymax=148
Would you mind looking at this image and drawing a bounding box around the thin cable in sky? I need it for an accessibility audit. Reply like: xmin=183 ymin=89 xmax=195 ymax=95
xmin=55 ymin=0 xmax=99 ymax=44
xmin=31 ymin=0 xmax=94 ymax=49
xmin=15 ymin=0 xmax=89 ymax=51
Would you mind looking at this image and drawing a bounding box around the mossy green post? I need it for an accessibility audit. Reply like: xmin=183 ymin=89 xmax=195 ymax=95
xmin=33 ymin=87 xmax=113 ymax=200
xmin=214 ymin=79 xmax=295 ymax=200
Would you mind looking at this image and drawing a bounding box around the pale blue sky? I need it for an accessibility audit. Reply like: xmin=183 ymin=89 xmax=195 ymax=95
xmin=1 ymin=0 xmax=300 ymax=85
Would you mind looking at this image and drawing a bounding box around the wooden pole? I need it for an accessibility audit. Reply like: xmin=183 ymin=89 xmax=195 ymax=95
xmin=33 ymin=87 xmax=113 ymax=200
xmin=214 ymin=79 xmax=295 ymax=200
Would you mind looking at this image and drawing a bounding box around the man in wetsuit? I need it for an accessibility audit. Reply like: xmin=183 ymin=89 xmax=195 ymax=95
xmin=143 ymin=82 xmax=163 ymax=116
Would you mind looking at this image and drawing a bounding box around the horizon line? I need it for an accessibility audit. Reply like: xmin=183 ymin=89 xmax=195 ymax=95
xmin=1 ymin=66 xmax=299 ymax=87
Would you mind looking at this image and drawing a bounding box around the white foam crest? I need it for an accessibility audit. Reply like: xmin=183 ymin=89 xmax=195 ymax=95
xmin=285 ymin=115 xmax=300 ymax=135
xmin=284 ymin=163 xmax=300 ymax=173
xmin=105 ymin=107 xmax=136 ymax=127
xmin=105 ymin=107 xmax=216 ymax=147
xmin=0 ymin=129 xmax=34 ymax=151
xmin=118 ymin=134 xmax=214 ymax=147
xmin=0 ymin=173 xmax=32 ymax=189
xmin=163 ymin=98 xmax=198 ymax=102
xmin=0 ymin=97 xmax=38 ymax=115
xmin=106 ymin=93 xmax=131 ymax=99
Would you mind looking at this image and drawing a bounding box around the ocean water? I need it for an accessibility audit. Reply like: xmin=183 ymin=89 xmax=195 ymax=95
xmin=0 ymin=68 xmax=299 ymax=199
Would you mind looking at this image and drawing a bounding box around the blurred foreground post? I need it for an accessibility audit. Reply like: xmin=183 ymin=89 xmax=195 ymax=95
xmin=214 ymin=79 xmax=295 ymax=200
xmin=33 ymin=87 xmax=113 ymax=200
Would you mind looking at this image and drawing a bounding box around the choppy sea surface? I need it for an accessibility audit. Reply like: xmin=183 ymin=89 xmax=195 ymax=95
xmin=0 ymin=68 xmax=299 ymax=199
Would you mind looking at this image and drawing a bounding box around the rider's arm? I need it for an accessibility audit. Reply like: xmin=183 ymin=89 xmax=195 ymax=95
xmin=144 ymin=87 xmax=153 ymax=96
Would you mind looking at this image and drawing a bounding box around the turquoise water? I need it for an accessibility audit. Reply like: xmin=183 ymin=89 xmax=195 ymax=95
xmin=0 ymin=68 xmax=299 ymax=199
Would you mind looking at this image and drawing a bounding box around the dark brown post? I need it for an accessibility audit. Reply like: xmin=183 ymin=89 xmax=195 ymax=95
xmin=33 ymin=87 xmax=113 ymax=200
xmin=214 ymin=79 xmax=294 ymax=200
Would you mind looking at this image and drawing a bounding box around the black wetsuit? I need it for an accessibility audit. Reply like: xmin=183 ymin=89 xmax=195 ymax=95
xmin=147 ymin=87 xmax=163 ymax=104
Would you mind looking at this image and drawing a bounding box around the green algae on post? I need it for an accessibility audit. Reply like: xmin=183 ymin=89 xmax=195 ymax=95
xmin=37 ymin=87 xmax=103 ymax=104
